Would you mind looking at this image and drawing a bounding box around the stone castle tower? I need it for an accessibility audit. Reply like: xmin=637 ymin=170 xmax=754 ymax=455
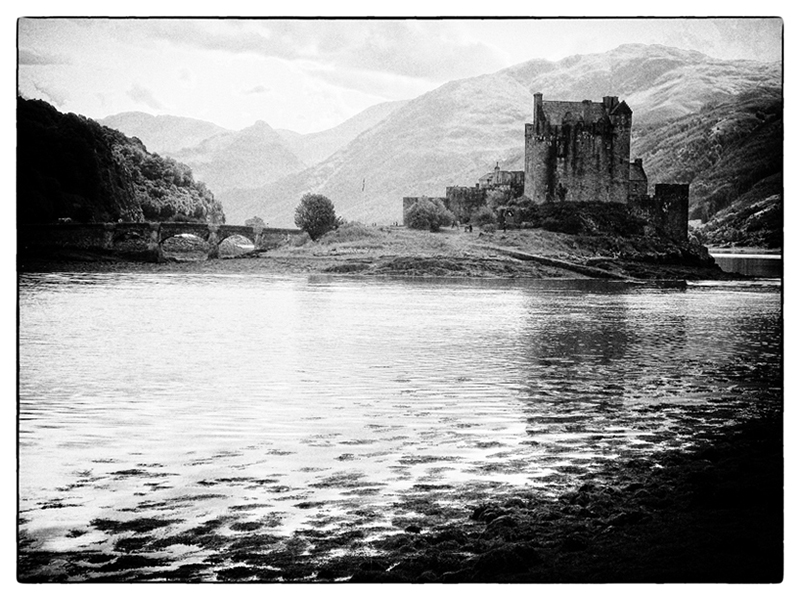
xmin=524 ymin=93 xmax=633 ymax=204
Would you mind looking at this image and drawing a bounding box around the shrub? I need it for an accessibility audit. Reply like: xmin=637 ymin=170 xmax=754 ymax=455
xmin=507 ymin=197 xmax=540 ymax=225
xmin=406 ymin=197 xmax=455 ymax=232
xmin=319 ymin=221 xmax=374 ymax=244
xmin=294 ymin=194 xmax=338 ymax=240
xmin=290 ymin=231 xmax=311 ymax=246
xmin=471 ymin=206 xmax=497 ymax=226
xmin=486 ymin=189 xmax=510 ymax=211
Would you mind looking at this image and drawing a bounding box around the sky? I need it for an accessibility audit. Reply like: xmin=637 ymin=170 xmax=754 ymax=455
xmin=17 ymin=14 xmax=783 ymax=135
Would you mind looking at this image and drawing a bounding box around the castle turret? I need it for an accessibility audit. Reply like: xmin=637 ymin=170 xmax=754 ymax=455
xmin=533 ymin=92 xmax=543 ymax=133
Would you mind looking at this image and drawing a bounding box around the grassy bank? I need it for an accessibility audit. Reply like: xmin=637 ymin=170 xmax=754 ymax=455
xmin=19 ymin=225 xmax=742 ymax=281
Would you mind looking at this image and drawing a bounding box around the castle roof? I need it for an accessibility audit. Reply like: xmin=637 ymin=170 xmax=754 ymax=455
xmin=540 ymin=97 xmax=632 ymax=124
xmin=610 ymin=101 xmax=632 ymax=116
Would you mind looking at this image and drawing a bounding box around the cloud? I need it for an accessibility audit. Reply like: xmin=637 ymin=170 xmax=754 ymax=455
xmin=340 ymin=21 xmax=505 ymax=81
xmin=18 ymin=47 xmax=70 ymax=66
xmin=244 ymin=85 xmax=270 ymax=95
xmin=303 ymin=61 xmax=431 ymax=102
xmin=142 ymin=20 xmax=506 ymax=83
xmin=18 ymin=78 xmax=70 ymax=108
xmin=126 ymin=83 xmax=164 ymax=110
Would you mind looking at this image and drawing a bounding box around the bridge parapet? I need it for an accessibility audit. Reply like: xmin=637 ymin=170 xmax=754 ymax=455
xmin=19 ymin=222 xmax=303 ymax=262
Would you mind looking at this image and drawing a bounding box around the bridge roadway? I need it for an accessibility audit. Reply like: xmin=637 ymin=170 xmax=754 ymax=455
xmin=19 ymin=221 xmax=302 ymax=262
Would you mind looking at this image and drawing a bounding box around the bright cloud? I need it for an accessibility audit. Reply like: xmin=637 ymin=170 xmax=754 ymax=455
xmin=126 ymin=83 xmax=164 ymax=111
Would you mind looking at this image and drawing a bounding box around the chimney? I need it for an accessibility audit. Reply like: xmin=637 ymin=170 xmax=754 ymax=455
xmin=602 ymin=96 xmax=619 ymax=112
xmin=533 ymin=92 xmax=543 ymax=122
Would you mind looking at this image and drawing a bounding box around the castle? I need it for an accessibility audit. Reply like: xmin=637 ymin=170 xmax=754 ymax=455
xmin=404 ymin=92 xmax=689 ymax=240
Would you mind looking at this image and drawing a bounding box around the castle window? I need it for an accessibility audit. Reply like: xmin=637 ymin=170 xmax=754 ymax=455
xmin=557 ymin=136 xmax=567 ymax=157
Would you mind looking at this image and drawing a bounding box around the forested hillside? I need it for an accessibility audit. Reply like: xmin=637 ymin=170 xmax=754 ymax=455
xmin=18 ymin=97 xmax=225 ymax=224
xmin=632 ymin=87 xmax=782 ymax=248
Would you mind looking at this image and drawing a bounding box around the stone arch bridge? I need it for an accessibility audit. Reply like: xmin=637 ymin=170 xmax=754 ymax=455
xmin=19 ymin=222 xmax=302 ymax=262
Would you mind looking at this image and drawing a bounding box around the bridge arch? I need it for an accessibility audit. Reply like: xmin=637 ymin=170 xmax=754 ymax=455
xmin=159 ymin=232 xmax=211 ymax=261
xmin=217 ymin=233 xmax=256 ymax=258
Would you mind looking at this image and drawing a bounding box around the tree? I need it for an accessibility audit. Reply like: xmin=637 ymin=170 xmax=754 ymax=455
xmin=294 ymin=193 xmax=338 ymax=240
xmin=405 ymin=197 xmax=455 ymax=232
xmin=245 ymin=216 xmax=266 ymax=229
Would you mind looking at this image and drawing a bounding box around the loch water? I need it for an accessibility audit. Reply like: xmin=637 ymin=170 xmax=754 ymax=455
xmin=18 ymin=272 xmax=782 ymax=580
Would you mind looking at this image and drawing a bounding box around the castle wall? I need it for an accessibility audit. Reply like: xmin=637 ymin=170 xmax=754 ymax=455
xmin=629 ymin=158 xmax=648 ymax=198
xmin=445 ymin=186 xmax=486 ymax=222
xmin=629 ymin=184 xmax=689 ymax=241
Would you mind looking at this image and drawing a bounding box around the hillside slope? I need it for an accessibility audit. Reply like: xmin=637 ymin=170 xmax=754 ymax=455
xmin=220 ymin=44 xmax=780 ymax=228
xmin=277 ymin=99 xmax=409 ymax=166
xmin=18 ymin=98 xmax=225 ymax=224
xmin=99 ymin=112 xmax=230 ymax=154
xmin=170 ymin=121 xmax=307 ymax=194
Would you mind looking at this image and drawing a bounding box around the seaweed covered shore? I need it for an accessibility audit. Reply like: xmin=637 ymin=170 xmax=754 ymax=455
xmin=336 ymin=416 xmax=784 ymax=584
xmin=18 ymin=414 xmax=783 ymax=583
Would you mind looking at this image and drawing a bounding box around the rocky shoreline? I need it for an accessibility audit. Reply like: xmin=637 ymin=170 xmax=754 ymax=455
xmin=333 ymin=415 xmax=783 ymax=584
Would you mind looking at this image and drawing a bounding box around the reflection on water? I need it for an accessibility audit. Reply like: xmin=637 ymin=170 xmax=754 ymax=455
xmin=18 ymin=273 xmax=782 ymax=579
xmin=712 ymin=254 xmax=782 ymax=278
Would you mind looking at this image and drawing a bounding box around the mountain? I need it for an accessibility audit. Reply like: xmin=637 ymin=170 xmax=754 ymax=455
xmin=102 ymin=100 xmax=408 ymax=202
xmin=99 ymin=112 xmax=230 ymax=153
xmin=218 ymin=44 xmax=780 ymax=228
xmin=18 ymin=97 xmax=224 ymax=224
xmin=169 ymin=120 xmax=306 ymax=194
xmin=502 ymin=44 xmax=780 ymax=125
xmin=277 ymin=99 xmax=409 ymax=166
xmin=220 ymin=71 xmax=530 ymax=225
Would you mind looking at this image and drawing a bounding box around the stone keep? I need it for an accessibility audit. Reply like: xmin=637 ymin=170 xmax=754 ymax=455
xmin=524 ymin=93 xmax=632 ymax=204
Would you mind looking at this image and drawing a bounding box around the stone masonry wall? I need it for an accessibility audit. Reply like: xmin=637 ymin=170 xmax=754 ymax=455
xmin=445 ymin=187 xmax=486 ymax=223
xmin=629 ymin=184 xmax=690 ymax=241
